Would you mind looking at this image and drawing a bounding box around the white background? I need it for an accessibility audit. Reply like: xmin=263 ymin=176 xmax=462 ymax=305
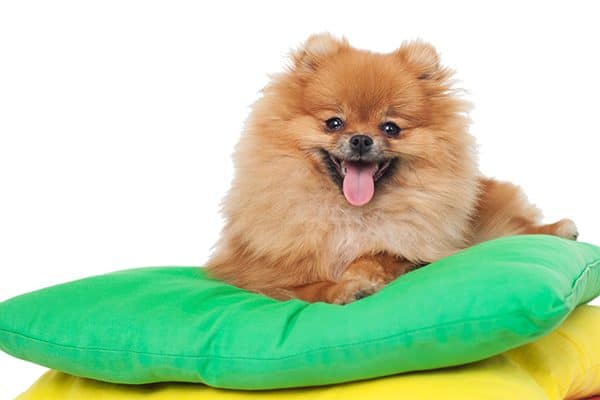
xmin=1 ymin=1 xmax=599 ymax=397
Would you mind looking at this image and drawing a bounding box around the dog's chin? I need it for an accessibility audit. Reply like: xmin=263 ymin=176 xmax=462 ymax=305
xmin=320 ymin=149 xmax=398 ymax=207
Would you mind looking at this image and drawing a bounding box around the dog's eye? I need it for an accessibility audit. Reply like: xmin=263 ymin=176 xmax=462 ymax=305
xmin=380 ymin=121 xmax=401 ymax=137
xmin=325 ymin=117 xmax=344 ymax=132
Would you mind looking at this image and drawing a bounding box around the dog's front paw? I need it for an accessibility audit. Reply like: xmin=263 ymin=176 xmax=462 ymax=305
xmin=330 ymin=278 xmax=385 ymax=305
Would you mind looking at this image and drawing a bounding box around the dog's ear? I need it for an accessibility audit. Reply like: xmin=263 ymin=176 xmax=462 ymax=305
xmin=396 ymin=40 xmax=442 ymax=80
xmin=292 ymin=33 xmax=348 ymax=71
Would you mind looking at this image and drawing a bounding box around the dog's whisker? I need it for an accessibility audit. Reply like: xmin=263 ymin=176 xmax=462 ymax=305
xmin=382 ymin=150 xmax=428 ymax=161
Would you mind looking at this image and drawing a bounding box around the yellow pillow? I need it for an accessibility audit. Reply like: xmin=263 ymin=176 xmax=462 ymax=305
xmin=19 ymin=306 xmax=600 ymax=400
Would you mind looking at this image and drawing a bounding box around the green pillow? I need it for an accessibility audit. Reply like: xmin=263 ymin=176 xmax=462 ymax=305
xmin=1 ymin=235 xmax=599 ymax=390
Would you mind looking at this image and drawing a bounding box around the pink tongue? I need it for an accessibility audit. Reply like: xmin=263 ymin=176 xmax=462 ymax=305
xmin=343 ymin=162 xmax=376 ymax=206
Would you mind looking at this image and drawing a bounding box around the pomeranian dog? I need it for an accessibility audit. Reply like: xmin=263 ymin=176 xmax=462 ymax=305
xmin=206 ymin=33 xmax=578 ymax=304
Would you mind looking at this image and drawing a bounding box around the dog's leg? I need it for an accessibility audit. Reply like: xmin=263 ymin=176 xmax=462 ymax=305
xmin=519 ymin=218 xmax=579 ymax=239
xmin=283 ymin=254 xmax=414 ymax=304
xmin=472 ymin=178 xmax=578 ymax=244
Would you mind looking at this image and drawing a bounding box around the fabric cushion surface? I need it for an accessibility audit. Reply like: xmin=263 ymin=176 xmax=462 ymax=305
xmin=17 ymin=306 xmax=600 ymax=400
xmin=1 ymin=235 xmax=600 ymax=389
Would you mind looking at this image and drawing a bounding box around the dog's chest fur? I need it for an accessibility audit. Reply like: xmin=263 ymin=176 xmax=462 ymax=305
xmin=307 ymin=193 xmax=471 ymax=280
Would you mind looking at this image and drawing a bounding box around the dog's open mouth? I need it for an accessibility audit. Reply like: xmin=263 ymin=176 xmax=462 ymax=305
xmin=322 ymin=151 xmax=397 ymax=207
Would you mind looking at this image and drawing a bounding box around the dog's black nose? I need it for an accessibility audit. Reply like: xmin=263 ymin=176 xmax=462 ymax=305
xmin=349 ymin=135 xmax=373 ymax=155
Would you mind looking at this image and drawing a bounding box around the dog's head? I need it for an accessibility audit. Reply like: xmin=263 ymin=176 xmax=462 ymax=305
xmin=240 ymin=33 xmax=476 ymax=208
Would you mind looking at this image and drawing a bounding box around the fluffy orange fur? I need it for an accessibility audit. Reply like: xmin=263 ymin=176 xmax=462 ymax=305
xmin=206 ymin=34 xmax=578 ymax=304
